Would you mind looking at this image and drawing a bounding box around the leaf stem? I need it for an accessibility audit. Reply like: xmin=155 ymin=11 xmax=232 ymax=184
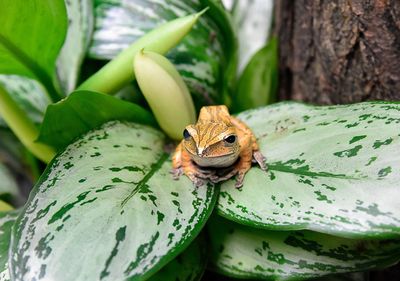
xmin=77 ymin=9 xmax=207 ymax=95
xmin=0 ymin=85 xmax=55 ymax=163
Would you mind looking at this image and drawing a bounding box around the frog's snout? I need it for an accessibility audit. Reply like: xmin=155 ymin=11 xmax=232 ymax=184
xmin=197 ymin=146 xmax=206 ymax=157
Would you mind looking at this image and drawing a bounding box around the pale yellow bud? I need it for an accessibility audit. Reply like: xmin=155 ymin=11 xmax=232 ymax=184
xmin=134 ymin=50 xmax=196 ymax=140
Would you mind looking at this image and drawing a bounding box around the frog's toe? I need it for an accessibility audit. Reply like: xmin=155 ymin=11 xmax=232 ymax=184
xmin=193 ymin=177 xmax=205 ymax=187
xmin=253 ymin=151 xmax=267 ymax=171
xmin=235 ymin=173 xmax=245 ymax=188
xmin=170 ymin=167 xmax=183 ymax=180
xmin=210 ymin=169 xmax=239 ymax=183
xmin=209 ymin=175 xmax=223 ymax=183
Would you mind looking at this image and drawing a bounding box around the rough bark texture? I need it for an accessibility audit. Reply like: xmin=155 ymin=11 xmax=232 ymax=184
xmin=274 ymin=1 xmax=400 ymax=280
xmin=275 ymin=0 xmax=400 ymax=104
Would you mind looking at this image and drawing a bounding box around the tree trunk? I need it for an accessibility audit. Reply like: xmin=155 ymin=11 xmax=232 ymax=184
xmin=274 ymin=1 xmax=400 ymax=280
xmin=274 ymin=0 xmax=400 ymax=104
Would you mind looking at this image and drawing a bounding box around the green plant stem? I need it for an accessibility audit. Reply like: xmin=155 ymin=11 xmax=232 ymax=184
xmin=0 ymin=200 xmax=13 ymax=211
xmin=77 ymin=9 xmax=207 ymax=95
xmin=0 ymin=85 xmax=55 ymax=163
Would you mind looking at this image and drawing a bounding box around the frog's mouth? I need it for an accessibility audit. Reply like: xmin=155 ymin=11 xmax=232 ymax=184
xmin=190 ymin=152 xmax=239 ymax=168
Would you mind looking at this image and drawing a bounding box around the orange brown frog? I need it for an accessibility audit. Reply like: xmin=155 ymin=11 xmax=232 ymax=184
xmin=172 ymin=105 xmax=267 ymax=188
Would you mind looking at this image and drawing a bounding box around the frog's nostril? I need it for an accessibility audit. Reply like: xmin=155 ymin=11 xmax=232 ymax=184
xmin=197 ymin=147 xmax=205 ymax=156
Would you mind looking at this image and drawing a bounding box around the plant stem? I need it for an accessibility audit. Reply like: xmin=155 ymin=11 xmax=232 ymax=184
xmin=0 ymin=200 xmax=13 ymax=212
xmin=0 ymin=85 xmax=55 ymax=163
xmin=77 ymin=9 xmax=207 ymax=95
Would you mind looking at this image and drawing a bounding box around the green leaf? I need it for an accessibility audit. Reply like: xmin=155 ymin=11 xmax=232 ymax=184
xmin=0 ymin=0 xmax=68 ymax=101
xmin=0 ymin=84 xmax=55 ymax=163
xmin=232 ymin=37 xmax=278 ymax=112
xmin=217 ymin=102 xmax=400 ymax=238
xmin=0 ymin=163 xmax=19 ymax=203
xmin=208 ymin=216 xmax=400 ymax=280
xmin=88 ymin=0 xmax=236 ymax=109
xmin=149 ymin=236 xmax=207 ymax=281
xmin=79 ymin=8 xmax=206 ymax=96
xmin=0 ymin=210 xmax=19 ymax=281
xmin=37 ymin=90 xmax=157 ymax=150
xmin=56 ymin=0 xmax=94 ymax=94
xmin=0 ymin=75 xmax=50 ymax=126
xmin=230 ymin=0 xmax=274 ymax=73
xmin=11 ymin=121 xmax=217 ymax=281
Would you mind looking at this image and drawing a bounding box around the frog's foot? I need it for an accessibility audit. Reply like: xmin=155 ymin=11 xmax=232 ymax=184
xmin=209 ymin=168 xmax=238 ymax=184
xmin=209 ymin=169 xmax=246 ymax=188
xmin=170 ymin=167 xmax=183 ymax=180
xmin=186 ymin=172 xmax=206 ymax=187
xmin=253 ymin=150 xmax=267 ymax=171
xmin=235 ymin=172 xmax=246 ymax=188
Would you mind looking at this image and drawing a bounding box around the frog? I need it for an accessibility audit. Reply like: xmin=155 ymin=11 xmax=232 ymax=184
xmin=171 ymin=105 xmax=267 ymax=188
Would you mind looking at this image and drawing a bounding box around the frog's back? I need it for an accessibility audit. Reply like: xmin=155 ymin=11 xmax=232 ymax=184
xmin=198 ymin=105 xmax=231 ymax=123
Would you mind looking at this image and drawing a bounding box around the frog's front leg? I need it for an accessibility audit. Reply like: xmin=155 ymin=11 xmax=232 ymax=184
xmin=171 ymin=143 xmax=212 ymax=186
xmin=231 ymin=116 xmax=268 ymax=171
xmin=211 ymin=135 xmax=253 ymax=188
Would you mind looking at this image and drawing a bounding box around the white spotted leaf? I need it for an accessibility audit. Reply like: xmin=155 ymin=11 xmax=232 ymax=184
xmin=217 ymin=102 xmax=400 ymax=238
xmin=148 ymin=236 xmax=206 ymax=281
xmin=10 ymin=121 xmax=217 ymax=281
xmin=0 ymin=210 xmax=19 ymax=281
xmin=88 ymin=0 xmax=236 ymax=108
xmin=208 ymin=216 xmax=400 ymax=280
xmin=56 ymin=0 xmax=94 ymax=94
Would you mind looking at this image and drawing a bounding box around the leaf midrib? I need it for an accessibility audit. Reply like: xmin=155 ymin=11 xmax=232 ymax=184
xmin=121 ymin=153 xmax=169 ymax=207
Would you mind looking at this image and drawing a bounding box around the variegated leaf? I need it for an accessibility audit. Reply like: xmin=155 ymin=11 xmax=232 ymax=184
xmin=230 ymin=0 xmax=274 ymax=73
xmin=0 ymin=75 xmax=50 ymax=126
xmin=208 ymin=216 xmax=400 ymax=280
xmin=89 ymin=0 xmax=235 ymax=108
xmin=0 ymin=163 xmax=19 ymax=202
xmin=11 ymin=121 xmax=217 ymax=281
xmin=217 ymin=102 xmax=400 ymax=238
xmin=149 ymin=236 xmax=206 ymax=281
xmin=0 ymin=210 xmax=19 ymax=281
xmin=56 ymin=0 xmax=94 ymax=94
xmin=0 ymin=0 xmax=67 ymax=102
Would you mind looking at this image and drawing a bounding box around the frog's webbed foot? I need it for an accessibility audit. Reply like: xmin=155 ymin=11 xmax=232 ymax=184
xmin=253 ymin=150 xmax=267 ymax=171
xmin=186 ymin=172 xmax=206 ymax=187
xmin=170 ymin=167 xmax=183 ymax=180
xmin=210 ymin=168 xmax=245 ymax=188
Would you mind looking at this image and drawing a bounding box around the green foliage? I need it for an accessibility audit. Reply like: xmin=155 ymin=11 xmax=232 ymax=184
xmin=88 ymin=0 xmax=237 ymax=109
xmin=233 ymin=37 xmax=278 ymax=112
xmin=0 ymin=163 xmax=19 ymax=203
xmin=78 ymin=8 xmax=207 ymax=95
xmin=0 ymin=75 xmax=50 ymax=126
xmin=0 ymin=210 xmax=19 ymax=281
xmin=56 ymin=0 xmax=94 ymax=93
xmin=0 ymin=0 xmax=67 ymax=101
xmin=218 ymin=102 xmax=400 ymax=239
xmin=37 ymin=90 xmax=156 ymax=150
xmin=0 ymin=1 xmax=399 ymax=281
xmin=149 ymin=236 xmax=207 ymax=281
xmin=208 ymin=216 xmax=400 ymax=280
xmin=11 ymin=121 xmax=217 ymax=280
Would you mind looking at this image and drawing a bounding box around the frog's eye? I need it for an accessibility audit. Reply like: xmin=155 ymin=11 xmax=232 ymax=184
xmin=224 ymin=135 xmax=237 ymax=144
xmin=183 ymin=129 xmax=191 ymax=140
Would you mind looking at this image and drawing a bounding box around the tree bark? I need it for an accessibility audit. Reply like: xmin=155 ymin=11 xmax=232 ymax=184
xmin=274 ymin=0 xmax=400 ymax=104
xmin=274 ymin=1 xmax=400 ymax=280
